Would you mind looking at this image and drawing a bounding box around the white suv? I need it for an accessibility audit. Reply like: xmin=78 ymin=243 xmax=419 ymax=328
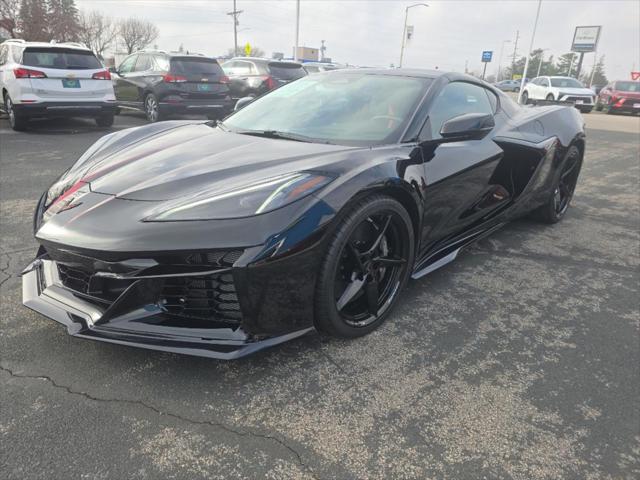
xmin=521 ymin=76 xmax=595 ymax=113
xmin=0 ymin=39 xmax=117 ymax=130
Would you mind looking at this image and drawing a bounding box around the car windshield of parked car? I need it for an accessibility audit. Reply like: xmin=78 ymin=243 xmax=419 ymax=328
xmin=550 ymin=78 xmax=584 ymax=88
xmin=615 ymin=81 xmax=639 ymax=92
xmin=223 ymin=73 xmax=430 ymax=146
xmin=22 ymin=48 xmax=101 ymax=70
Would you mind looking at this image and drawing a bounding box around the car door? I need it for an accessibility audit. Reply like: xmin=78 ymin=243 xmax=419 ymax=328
xmin=417 ymin=81 xmax=505 ymax=257
xmin=113 ymin=54 xmax=138 ymax=105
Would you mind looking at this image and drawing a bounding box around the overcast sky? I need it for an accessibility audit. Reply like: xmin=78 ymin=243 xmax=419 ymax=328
xmin=77 ymin=0 xmax=640 ymax=80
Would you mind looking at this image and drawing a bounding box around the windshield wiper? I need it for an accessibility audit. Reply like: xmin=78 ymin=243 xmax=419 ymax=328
xmin=236 ymin=129 xmax=315 ymax=143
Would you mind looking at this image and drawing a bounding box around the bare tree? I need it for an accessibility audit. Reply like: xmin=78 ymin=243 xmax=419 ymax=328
xmin=78 ymin=10 xmax=117 ymax=57
xmin=118 ymin=17 xmax=158 ymax=54
xmin=0 ymin=0 xmax=20 ymax=38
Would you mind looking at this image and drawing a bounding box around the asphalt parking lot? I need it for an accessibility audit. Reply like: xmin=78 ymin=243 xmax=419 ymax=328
xmin=1 ymin=110 xmax=639 ymax=479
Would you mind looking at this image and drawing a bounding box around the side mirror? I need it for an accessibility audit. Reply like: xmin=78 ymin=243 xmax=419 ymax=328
xmin=439 ymin=113 xmax=495 ymax=142
xmin=108 ymin=66 xmax=118 ymax=74
xmin=234 ymin=96 xmax=255 ymax=111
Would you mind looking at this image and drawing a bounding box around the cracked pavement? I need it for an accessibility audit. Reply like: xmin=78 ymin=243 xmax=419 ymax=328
xmin=1 ymin=113 xmax=639 ymax=479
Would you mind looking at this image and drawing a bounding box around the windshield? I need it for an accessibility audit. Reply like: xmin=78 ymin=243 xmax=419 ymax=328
xmin=223 ymin=73 xmax=430 ymax=146
xmin=22 ymin=48 xmax=101 ymax=70
xmin=550 ymin=77 xmax=584 ymax=88
xmin=615 ymin=81 xmax=639 ymax=92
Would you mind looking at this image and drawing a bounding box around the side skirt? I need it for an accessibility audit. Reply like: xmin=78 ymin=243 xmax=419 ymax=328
xmin=411 ymin=222 xmax=506 ymax=279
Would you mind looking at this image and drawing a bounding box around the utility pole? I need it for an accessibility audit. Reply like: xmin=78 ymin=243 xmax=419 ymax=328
xmin=294 ymin=0 xmax=300 ymax=61
xmin=510 ymin=30 xmax=520 ymax=79
xmin=517 ymin=0 xmax=542 ymax=104
xmin=399 ymin=3 xmax=428 ymax=68
xmin=496 ymin=39 xmax=511 ymax=81
xmin=227 ymin=0 xmax=243 ymax=56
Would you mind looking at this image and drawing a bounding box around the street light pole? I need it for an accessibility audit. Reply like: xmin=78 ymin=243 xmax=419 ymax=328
xmin=517 ymin=0 xmax=543 ymax=104
xmin=399 ymin=3 xmax=428 ymax=68
xmin=294 ymin=0 xmax=300 ymax=61
xmin=535 ymin=48 xmax=549 ymax=77
xmin=496 ymin=40 xmax=511 ymax=81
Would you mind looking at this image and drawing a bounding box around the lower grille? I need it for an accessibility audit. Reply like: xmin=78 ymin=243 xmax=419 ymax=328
xmin=57 ymin=264 xmax=133 ymax=305
xmin=57 ymin=263 xmax=91 ymax=293
xmin=161 ymin=273 xmax=242 ymax=323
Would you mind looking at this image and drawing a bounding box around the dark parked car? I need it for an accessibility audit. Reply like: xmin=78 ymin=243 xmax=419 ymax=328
xmin=110 ymin=51 xmax=233 ymax=122
xmin=221 ymin=57 xmax=307 ymax=100
xmin=595 ymin=80 xmax=640 ymax=114
xmin=24 ymin=69 xmax=585 ymax=359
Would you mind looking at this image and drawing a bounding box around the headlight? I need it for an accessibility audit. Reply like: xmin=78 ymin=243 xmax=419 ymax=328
xmin=42 ymin=182 xmax=91 ymax=223
xmin=145 ymin=172 xmax=334 ymax=221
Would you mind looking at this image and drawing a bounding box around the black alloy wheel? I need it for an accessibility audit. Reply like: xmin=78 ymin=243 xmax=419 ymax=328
xmin=533 ymin=145 xmax=582 ymax=224
xmin=315 ymin=195 xmax=414 ymax=337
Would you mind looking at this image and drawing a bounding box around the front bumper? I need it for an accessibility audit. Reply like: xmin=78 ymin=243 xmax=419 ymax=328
xmin=13 ymin=101 xmax=117 ymax=118
xmin=22 ymin=258 xmax=314 ymax=360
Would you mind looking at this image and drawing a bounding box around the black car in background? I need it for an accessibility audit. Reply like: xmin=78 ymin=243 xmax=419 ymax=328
xmin=110 ymin=52 xmax=233 ymax=122
xmin=221 ymin=57 xmax=307 ymax=99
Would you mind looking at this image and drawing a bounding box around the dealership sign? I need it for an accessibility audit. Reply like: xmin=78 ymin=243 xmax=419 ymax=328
xmin=571 ymin=26 xmax=602 ymax=52
xmin=481 ymin=51 xmax=493 ymax=62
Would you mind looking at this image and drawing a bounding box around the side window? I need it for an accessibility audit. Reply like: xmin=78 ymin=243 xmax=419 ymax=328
xmin=542 ymin=78 xmax=550 ymax=87
xmin=134 ymin=54 xmax=151 ymax=72
xmin=423 ymin=82 xmax=494 ymax=139
xmin=234 ymin=61 xmax=253 ymax=75
xmin=0 ymin=46 xmax=7 ymax=65
xmin=154 ymin=55 xmax=169 ymax=71
xmin=485 ymin=89 xmax=498 ymax=113
xmin=530 ymin=77 xmax=540 ymax=85
xmin=118 ymin=55 xmax=137 ymax=74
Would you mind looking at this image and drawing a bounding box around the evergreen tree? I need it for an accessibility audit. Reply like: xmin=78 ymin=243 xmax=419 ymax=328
xmin=19 ymin=0 xmax=48 ymax=41
xmin=555 ymin=53 xmax=576 ymax=77
xmin=48 ymin=0 xmax=79 ymax=42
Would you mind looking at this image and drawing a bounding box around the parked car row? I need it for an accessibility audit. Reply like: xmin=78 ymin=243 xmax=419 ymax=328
xmin=0 ymin=39 xmax=311 ymax=131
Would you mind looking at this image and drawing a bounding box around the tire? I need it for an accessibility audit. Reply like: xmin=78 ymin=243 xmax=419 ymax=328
xmin=95 ymin=114 xmax=114 ymax=127
xmin=514 ymin=86 xmax=520 ymax=93
xmin=314 ymin=195 xmax=415 ymax=338
xmin=521 ymin=91 xmax=529 ymax=105
xmin=144 ymin=93 xmax=162 ymax=122
xmin=532 ymin=145 xmax=582 ymax=224
xmin=580 ymin=107 xmax=593 ymax=114
xmin=4 ymin=95 xmax=27 ymax=131
xmin=546 ymin=93 xmax=555 ymax=101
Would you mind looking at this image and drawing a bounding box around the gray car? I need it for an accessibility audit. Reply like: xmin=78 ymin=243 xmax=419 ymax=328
xmin=494 ymin=79 xmax=521 ymax=92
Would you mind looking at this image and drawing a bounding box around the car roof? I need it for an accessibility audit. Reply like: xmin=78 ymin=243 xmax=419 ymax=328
xmin=1 ymin=40 xmax=91 ymax=52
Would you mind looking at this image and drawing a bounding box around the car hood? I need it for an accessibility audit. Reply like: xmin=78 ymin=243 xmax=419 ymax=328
xmin=62 ymin=121 xmax=359 ymax=201
xmin=612 ymin=90 xmax=640 ymax=99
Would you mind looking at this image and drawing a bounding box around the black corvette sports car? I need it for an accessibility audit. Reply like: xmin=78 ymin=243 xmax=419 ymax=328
xmin=22 ymin=69 xmax=585 ymax=359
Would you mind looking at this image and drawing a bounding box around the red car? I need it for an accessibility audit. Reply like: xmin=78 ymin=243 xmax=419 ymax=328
xmin=595 ymin=80 xmax=640 ymax=114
